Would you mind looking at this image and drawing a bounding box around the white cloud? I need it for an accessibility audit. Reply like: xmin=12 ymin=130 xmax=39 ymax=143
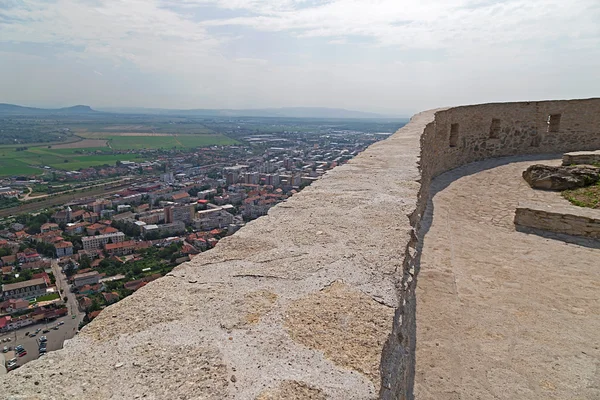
xmin=0 ymin=0 xmax=599 ymax=113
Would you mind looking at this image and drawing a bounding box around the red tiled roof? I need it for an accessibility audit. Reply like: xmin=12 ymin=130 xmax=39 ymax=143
xmin=171 ymin=192 xmax=190 ymax=200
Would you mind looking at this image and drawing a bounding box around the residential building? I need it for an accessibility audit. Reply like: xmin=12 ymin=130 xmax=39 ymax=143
xmin=0 ymin=298 xmax=29 ymax=314
xmin=16 ymin=250 xmax=40 ymax=264
xmin=102 ymin=292 xmax=120 ymax=304
xmin=73 ymin=271 xmax=101 ymax=288
xmin=171 ymin=192 xmax=190 ymax=204
xmin=142 ymin=222 xmax=185 ymax=238
xmin=40 ymin=223 xmax=59 ymax=233
xmin=2 ymin=278 xmax=48 ymax=300
xmin=165 ymin=204 xmax=194 ymax=224
xmin=105 ymin=240 xmax=151 ymax=256
xmin=82 ymin=232 xmax=125 ymax=251
xmin=193 ymin=206 xmax=235 ymax=230
xmin=55 ymin=241 xmax=74 ymax=257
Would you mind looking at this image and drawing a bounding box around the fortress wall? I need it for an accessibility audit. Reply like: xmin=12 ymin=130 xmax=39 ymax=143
xmin=3 ymin=98 xmax=600 ymax=400
xmin=380 ymin=98 xmax=600 ymax=400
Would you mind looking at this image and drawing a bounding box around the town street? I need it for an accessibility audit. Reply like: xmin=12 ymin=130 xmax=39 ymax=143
xmin=0 ymin=260 xmax=84 ymax=371
xmin=51 ymin=259 xmax=83 ymax=322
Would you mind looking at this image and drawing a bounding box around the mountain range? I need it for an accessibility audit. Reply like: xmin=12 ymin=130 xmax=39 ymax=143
xmin=0 ymin=103 xmax=97 ymax=115
xmin=0 ymin=103 xmax=406 ymax=119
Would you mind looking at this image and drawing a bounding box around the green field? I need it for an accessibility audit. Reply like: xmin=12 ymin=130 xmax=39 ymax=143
xmin=0 ymin=146 xmax=147 ymax=177
xmin=107 ymin=134 xmax=237 ymax=150
xmin=0 ymin=134 xmax=237 ymax=177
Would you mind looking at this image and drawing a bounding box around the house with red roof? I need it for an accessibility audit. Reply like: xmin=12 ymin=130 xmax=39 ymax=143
xmin=102 ymin=292 xmax=120 ymax=304
xmin=55 ymin=241 xmax=74 ymax=257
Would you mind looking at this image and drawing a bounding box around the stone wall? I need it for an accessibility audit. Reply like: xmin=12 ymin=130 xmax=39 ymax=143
xmin=563 ymin=150 xmax=600 ymax=166
xmin=380 ymin=98 xmax=600 ymax=400
xmin=515 ymin=203 xmax=600 ymax=239
xmin=3 ymin=98 xmax=600 ymax=400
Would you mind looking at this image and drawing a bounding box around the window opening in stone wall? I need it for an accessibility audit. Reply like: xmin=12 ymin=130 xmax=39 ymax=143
xmin=547 ymin=114 xmax=561 ymax=133
xmin=449 ymin=123 xmax=459 ymax=147
xmin=489 ymin=118 xmax=501 ymax=138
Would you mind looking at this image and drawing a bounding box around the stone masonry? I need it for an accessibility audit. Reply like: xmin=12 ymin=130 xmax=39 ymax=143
xmin=515 ymin=202 xmax=600 ymax=239
xmin=2 ymin=98 xmax=600 ymax=399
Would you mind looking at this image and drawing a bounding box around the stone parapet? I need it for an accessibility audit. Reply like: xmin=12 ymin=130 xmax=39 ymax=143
xmin=515 ymin=202 xmax=600 ymax=239
xmin=563 ymin=150 xmax=600 ymax=166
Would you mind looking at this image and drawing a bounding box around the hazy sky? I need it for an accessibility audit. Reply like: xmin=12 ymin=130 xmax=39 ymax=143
xmin=1 ymin=0 xmax=599 ymax=115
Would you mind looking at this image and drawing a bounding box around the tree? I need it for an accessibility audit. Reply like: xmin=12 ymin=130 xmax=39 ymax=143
xmin=64 ymin=263 xmax=76 ymax=277
xmin=79 ymin=255 xmax=91 ymax=269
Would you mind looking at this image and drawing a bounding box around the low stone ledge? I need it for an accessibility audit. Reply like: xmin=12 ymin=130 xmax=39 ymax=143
xmin=562 ymin=150 xmax=600 ymax=166
xmin=514 ymin=202 xmax=600 ymax=239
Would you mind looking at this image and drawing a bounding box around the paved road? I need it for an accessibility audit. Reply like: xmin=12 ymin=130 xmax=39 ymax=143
xmin=0 ymin=260 xmax=84 ymax=372
xmin=51 ymin=259 xmax=83 ymax=321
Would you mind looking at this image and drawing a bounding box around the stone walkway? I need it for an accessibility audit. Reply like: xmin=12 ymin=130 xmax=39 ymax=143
xmin=415 ymin=156 xmax=600 ymax=399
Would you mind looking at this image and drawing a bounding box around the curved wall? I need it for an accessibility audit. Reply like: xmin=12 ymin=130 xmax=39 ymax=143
xmin=2 ymin=98 xmax=600 ymax=400
xmin=381 ymin=98 xmax=600 ymax=399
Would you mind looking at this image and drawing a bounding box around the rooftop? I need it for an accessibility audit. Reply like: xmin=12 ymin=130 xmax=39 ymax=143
xmin=2 ymin=278 xmax=47 ymax=292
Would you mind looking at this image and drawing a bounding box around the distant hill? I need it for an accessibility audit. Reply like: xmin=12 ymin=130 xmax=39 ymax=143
xmin=97 ymin=106 xmax=403 ymax=119
xmin=0 ymin=103 xmax=98 ymax=115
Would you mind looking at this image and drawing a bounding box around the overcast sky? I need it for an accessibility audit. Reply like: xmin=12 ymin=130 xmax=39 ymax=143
xmin=1 ymin=0 xmax=599 ymax=115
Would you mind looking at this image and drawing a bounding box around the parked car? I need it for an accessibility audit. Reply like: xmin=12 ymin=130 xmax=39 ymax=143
xmin=2 ymin=346 xmax=8 ymax=353
xmin=39 ymin=336 xmax=47 ymax=343
xmin=29 ymin=333 xmax=36 ymax=338
xmin=53 ymin=326 xmax=59 ymax=330
xmin=17 ymin=351 xmax=27 ymax=357
xmin=39 ymin=346 xmax=47 ymax=353
xmin=15 ymin=345 xmax=24 ymax=353
xmin=58 ymin=321 xmax=65 ymax=325
xmin=42 ymin=329 xmax=50 ymax=334
xmin=6 ymin=337 xmax=10 ymax=342
xmin=35 ymin=328 xmax=41 ymax=333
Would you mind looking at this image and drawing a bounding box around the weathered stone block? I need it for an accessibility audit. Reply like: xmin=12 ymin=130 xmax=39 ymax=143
xmin=522 ymin=164 xmax=600 ymax=190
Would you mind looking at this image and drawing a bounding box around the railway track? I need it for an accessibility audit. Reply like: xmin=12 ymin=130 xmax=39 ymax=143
xmin=0 ymin=177 xmax=154 ymax=219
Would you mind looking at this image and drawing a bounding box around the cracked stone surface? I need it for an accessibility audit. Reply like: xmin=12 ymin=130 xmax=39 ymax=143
xmin=0 ymin=111 xmax=428 ymax=400
xmin=285 ymin=281 xmax=395 ymax=388
xmin=415 ymin=156 xmax=600 ymax=400
xmin=255 ymin=380 xmax=328 ymax=400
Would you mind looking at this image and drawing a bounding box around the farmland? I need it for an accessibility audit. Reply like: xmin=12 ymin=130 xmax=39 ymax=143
xmin=0 ymin=145 xmax=148 ymax=177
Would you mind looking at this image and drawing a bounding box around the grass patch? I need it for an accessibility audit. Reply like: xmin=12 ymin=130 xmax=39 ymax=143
xmin=107 ymin=134 xmax=237 ymax=150
xmin=562 ymin=182 xmax=600 ymax=209
xmin=35 ymin=292 xmax=61 ymax=302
